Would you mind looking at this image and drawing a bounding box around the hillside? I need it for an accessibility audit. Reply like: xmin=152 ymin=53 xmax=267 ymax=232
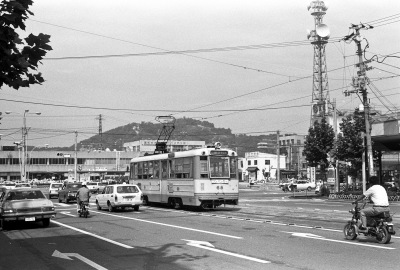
xmin=58 ymin=117 xmax=277 ymax=156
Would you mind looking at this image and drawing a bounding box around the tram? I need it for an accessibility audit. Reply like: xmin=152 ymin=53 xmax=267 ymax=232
xmin=129 ymin=143 xmax=239 ymax=209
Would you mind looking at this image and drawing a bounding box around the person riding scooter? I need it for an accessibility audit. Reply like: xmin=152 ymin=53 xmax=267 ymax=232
xmin=353 ymin=176 xmax=390 ymax=232
xmin=76 ymin=182 xmax=90 ymax=214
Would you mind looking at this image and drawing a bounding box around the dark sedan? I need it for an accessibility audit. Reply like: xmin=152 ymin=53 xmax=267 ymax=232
xmin=0 ymin=188 xmax=56 ymax=230
xmin=58 ymin=182 xmax=82 ymax=203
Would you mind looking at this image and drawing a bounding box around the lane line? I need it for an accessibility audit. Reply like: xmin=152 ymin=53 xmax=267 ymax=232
xmin=91 ymin=210 xmax=242 ymax=239
xmin=51 ymin=220 xmax=134 ymax=249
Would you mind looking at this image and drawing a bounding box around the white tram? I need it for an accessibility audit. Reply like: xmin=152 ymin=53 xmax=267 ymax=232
xmin=129 ymin=145 xmax=239 ymax=209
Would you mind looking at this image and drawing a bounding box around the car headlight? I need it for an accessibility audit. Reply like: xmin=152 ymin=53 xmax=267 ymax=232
xmin=3 ymin=209 xmax=16 ymax=213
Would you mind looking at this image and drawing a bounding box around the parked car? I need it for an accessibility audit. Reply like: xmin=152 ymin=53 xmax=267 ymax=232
xmin=3 ymin=181 xmax=16 ymax=190
xmin=48 ymin=182 xmax=63 ymax=199
xmin=58 ymin=183 xmax=82 ymax=203
xmin=15 ymin=183 xmax=31 ymax=189
xmin=0 ymin=188 xmax=56 ymax=230
xmin=292 ymin=180 xmax=316 ymax=191
xmin=95 ymin=184 xmax=143 ymax=212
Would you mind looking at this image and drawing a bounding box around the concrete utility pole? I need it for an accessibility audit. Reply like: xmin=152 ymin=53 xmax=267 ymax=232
xmin=344 ymin=23 xmax=375 ymax=188
xmin=276 ymin=130 xmax=280 ymax=184
xmin=74 ymin=131 xmax=78 ymax=181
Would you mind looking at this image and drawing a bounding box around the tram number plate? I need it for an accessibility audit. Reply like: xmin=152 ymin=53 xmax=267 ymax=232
xmin=211 ymin=180 xmax=229 ymax=184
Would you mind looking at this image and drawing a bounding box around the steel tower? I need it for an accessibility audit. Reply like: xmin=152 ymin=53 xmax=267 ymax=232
xmin=307 ymin=1 xmax=331 ymax=124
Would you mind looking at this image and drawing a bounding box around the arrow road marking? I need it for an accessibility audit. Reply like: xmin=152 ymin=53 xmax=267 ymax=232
xmin=183 ymin=239 xmax=270 ymax=264
xmin=282 ymin=231 xmax=396 ymax=250
xmin=52 ymin=250 xmax=107 ymax=270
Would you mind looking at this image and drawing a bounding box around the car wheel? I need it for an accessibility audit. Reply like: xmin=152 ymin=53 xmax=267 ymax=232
xmin=42 ymin=218 xmax=50 ymax=227
xmin=108 ymin=202 xmax=114 ymax=212
xmin=96 ymin=201 xmax=102 ymax=210
xmin=133 ymin=205 xmax=139 ymax=211
xmin=1 ymin=220 xmax=9 ymax=230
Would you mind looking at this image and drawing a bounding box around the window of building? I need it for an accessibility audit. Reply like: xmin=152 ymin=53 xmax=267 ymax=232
xmin=248 ymin=160 xmax=251 ymax=166
xmin=265 ymin=160 xmax=270 ymax=165
xmin=254 ymin=160 xmax=258 ymax=165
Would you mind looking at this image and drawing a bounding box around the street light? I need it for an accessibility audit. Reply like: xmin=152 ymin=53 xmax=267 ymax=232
xmin=27 ymin=144 xmax=49 ymax=181
xmin=5 ymin=110 xmax=41 ymax=181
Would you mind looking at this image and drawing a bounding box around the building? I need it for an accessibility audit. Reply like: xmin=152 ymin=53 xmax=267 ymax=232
xmin=0 ymin=149 xmax=139 ymax=182
xmin=240 ymin=152 xmax=286 ymax=182
xmin=123 ymin=140 xmax=205 ymax=155
xmin=279 ymin=134 xmax=307 ymax=177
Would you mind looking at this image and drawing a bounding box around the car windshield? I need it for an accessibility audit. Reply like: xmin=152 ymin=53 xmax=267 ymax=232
xmin=87 ymin=182 xmax=97 ymax=185
xmin=6 ymin=190 xmax=46 ymax=200
xmin=5 ymin=183 xmax=15 ymax=186
xmin=51 ymin=184 xmax=62 ymax=188
xmin=67 ymin=184 xmax=82 ymax=189
xmin=117 ymin=185 xmax=139 ymax=193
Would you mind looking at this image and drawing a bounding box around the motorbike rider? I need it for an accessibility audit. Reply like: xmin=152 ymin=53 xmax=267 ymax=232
xmin=76 ymin=182 xmax=91 ymax=214
xmin=353 ymin=176 xmax=390 ymax=232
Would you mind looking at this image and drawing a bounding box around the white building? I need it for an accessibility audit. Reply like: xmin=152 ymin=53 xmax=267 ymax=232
xmin=123 ymin=140 xmax=205 ymax=155
xmin=240 ymin=152 xmax=286 ymax=182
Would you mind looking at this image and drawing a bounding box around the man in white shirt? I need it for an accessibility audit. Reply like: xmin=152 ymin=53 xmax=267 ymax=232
xmin=353 ymin=176 xmax=390 ymax=232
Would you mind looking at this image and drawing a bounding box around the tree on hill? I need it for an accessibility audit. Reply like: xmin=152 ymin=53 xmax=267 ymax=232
xmin=0 ymin=0 xmax=52 ymax=89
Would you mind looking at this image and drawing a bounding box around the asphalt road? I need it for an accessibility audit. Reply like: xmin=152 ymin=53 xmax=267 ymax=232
xmin=1 ymin=187 xmax=399 ymax=270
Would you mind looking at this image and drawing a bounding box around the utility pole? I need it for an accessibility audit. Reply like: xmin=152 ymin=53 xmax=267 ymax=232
xmin=74 ymin=131 xmax=78 ymax=181
xmin=276 ymin=130 xmax=280 ymax=184
xmin=344 ymin=23 xmax=375 ymax=187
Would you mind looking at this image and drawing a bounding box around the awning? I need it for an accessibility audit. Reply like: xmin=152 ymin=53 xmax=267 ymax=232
xmin=246 ymin=167 xmax=259 ymax=172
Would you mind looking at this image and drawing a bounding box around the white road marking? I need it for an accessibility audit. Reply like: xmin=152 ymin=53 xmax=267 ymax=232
xmin=52 ymin=250 xmax=107 ymax=270
xmin=91 ymin=210 xmax=242 ymax=239
xmin=282 ymin=231 xmax=396 ymax=250
xmin=51 ymin=220 xmax=134 ymax=249
xmin=183 ymin=239 xmax=270 ymax=264
xmin=60 ymin=211 xmax=76 ymax=217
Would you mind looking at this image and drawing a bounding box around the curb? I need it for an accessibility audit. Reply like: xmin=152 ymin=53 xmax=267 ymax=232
xmin=329 ymin=194 xmax=400 ymax=201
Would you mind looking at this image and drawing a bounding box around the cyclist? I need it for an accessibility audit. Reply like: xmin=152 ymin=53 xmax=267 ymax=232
xmin=76 ymin=182 xmax=91 ymax=214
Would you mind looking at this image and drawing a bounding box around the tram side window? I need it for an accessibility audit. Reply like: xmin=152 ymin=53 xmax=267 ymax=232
xmin=138 ymin=162 xmax=143 ymax=179
xmin=148 ymin=161 xmax=154 ymax=178
xmin=200 ymin=156 xmax=208 ymax=178
xmin=230 ymin=158 xmax=238 ymax=179
xmin=168 ymin=160 xmax=175 ymax=178
xmin=174 ymin=158 xmax=193 ymax=179
xmin=154 ymin=161 xmax=160 ymax=178
xmin=143 ymin=162 xmax=148 ymax=179
xmin=161 ymin=160 xmax=168 ymax=178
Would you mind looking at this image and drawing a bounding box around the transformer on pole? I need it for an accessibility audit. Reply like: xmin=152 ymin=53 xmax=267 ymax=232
xmin=307 ymin=1 xmax=331 ymax=124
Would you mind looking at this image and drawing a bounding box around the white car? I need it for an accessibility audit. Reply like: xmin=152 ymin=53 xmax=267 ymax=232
xmin=15 ymin=183 xmax=31 ymax=189
xmin=3 ymin=182 xmax=16 ymax=190
xmin=95 ymin=184 xmax=143 ymax=212
xmin=48 ymin=182 xmax=63 ymax=199
xmin=293 ymin=180 xmax=316 ymax=191
xmin=86 ymin=182 xmax=100 ymax=193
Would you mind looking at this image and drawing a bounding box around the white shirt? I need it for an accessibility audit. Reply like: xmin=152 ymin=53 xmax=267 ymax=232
xmin=364 ymin=185 xmax=389 ymax=206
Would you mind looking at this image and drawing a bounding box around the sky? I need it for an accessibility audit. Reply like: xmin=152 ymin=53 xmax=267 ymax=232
xmin=0 ymin=0 xmax=399 ymax=148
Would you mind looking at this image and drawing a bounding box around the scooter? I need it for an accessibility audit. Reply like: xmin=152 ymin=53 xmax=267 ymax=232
xmin=79 ymin=201 xmax=89 ymax=218
xmin=343 ymin=201 xmax=395 ymax=244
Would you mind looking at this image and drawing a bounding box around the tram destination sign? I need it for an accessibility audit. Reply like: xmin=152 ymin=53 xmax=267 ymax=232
xmin=210 ymin=150 xmax=228 ymax=156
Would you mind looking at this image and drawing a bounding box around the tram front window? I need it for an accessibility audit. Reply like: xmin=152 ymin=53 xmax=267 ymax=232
xmin=210 ymin=156 xmax=229 ymax=178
